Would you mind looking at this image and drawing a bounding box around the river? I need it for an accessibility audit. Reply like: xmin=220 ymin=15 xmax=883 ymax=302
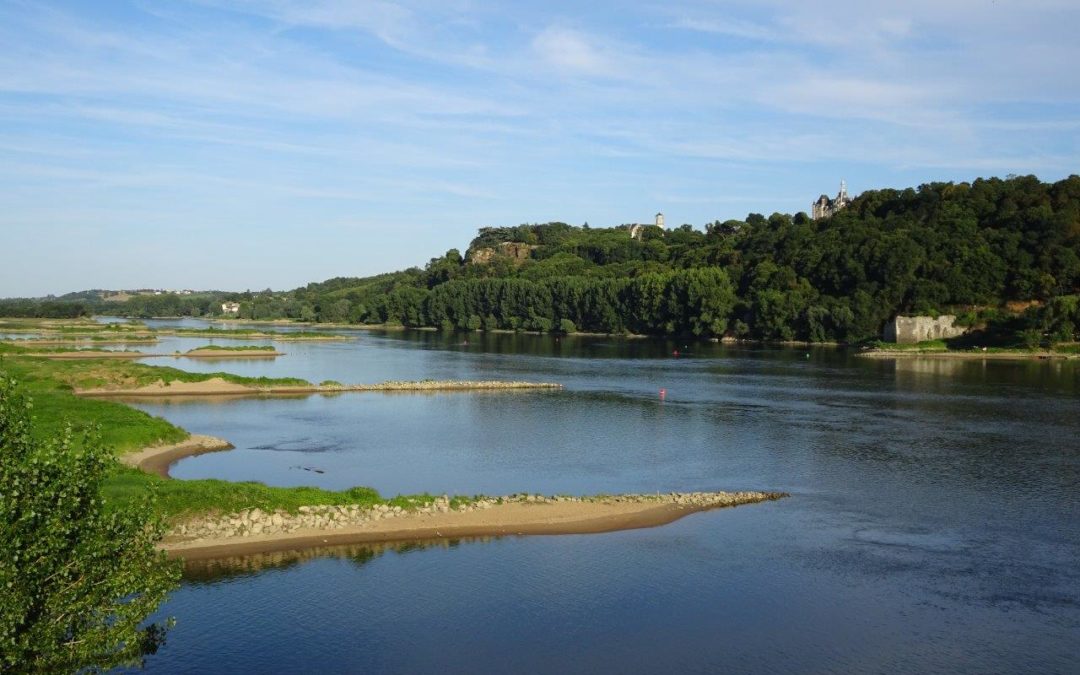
xmin=113 ymin=320 xmax=1077 ymax=673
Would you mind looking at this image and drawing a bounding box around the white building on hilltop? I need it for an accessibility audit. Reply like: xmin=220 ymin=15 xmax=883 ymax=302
xmin=630 ymin=212 xmax=666 ymax=240
xmin=812 ymin=180 xmax=853 ymax=220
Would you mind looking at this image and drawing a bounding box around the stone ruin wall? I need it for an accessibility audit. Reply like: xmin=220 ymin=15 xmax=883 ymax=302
xmin=884 ymin=315 xmax=967 ymax=344
xmin=467 ymin=242 xmax=537 ymax=265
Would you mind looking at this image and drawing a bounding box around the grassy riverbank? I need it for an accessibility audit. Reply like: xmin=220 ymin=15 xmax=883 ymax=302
xmin=858 ymin=339 xmax=1080 ymax=359
xmin=0 ymin=353 xmax=529 ymax=521
xmin=104 ymin=467 xmax=433 ymax=520
xmin=0 ymin=352 xmax=188 ymax=453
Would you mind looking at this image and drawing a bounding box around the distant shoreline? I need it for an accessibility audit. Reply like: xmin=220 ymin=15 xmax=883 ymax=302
xmin=857 ymin=349 xmax=1078 ymax=361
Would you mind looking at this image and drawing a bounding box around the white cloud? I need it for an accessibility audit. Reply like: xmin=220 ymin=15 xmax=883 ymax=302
xmin=1 ymin=0 xmax=1078 ymax=294
xmin=531 ymin=27 xmax=621 ymax=78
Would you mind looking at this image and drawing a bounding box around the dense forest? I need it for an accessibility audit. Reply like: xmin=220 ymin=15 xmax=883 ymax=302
xmin=5 ymin=175 xmax=1079 ymax=344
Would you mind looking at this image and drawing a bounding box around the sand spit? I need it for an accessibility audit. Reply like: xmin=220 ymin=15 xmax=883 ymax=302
xmin=1 ymin=338 xmax=158 ymax=346
xmin=121 ymin=434 xmax=234 ymax=478
xmin=26 ymin=350 xmax=149 ymax=359
xmin=857 ymin=349 xmax=1078 ymax=361
xmin=119 ymin=415 xmax=783 ymax=562
xmin=165 ymin=491 xmax=787 ymax=561
xmin=77 ymin=377 xmax=564 ymax=397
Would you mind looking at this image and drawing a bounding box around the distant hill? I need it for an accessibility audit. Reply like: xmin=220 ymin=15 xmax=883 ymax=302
xmin=5 ymin=175 xmax=1079 ymax=344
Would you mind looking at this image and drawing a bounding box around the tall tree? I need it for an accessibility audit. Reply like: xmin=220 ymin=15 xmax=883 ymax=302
xmin=0 ymin=377 xmax=179 ymax=672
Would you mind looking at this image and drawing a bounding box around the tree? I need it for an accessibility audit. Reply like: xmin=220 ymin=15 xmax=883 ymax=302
xmin=0 ymin=377 xmax=179 ymax=672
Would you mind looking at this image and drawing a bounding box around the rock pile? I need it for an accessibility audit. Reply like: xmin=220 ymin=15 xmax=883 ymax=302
xmin=170 ymin=491 xmax=785 ymax=542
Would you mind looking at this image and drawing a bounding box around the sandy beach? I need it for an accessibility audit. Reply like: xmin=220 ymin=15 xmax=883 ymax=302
xmin=27 ymin=350 xmax=149 ymax=359
xmin=165 ymin=493 xmax=784 ymax=561
xmin=1 ymin=338 xmax=157 ymax=346
xmin=177 ymin=349 xmax=282 ymax=358
xmin=78 ymin=377 xmax=565 ymax=397
xmin=122 ymin=431 xmax=784 ymax=561
xmin=121 ymin=433 xmax=234 ymax=477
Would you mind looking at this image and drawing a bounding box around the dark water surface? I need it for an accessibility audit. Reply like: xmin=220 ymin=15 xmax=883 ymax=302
xmin=121 ymin=323 xmax=1077 ymax=674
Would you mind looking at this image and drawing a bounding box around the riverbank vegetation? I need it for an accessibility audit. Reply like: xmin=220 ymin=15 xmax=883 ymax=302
xmin=0 ymin=355 xmax=560 ymax=518
xmin=0 ymin=358 xmax=471 ymax=521
xmin=0 ymin=377 xmax=179 ymax=671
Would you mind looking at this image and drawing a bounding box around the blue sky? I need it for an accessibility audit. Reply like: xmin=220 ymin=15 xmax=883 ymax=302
xmin=1 ymin=0 xmax=1078 ymax=296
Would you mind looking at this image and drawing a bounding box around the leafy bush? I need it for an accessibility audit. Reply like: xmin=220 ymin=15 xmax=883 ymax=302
xmin=0 ymin=377 xmax=179 ymax=671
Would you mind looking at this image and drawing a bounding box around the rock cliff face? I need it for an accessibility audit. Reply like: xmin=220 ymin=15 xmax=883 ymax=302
xmin=467 ymin=242 xmax=537 ymax=264
xmin=884 ymin=315 xmax=967 ymax=343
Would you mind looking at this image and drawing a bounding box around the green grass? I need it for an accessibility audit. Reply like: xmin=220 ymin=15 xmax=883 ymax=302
xmin=0 ymin=354 xmax=310 ymax=391
xmin=103 ymin=468 xmax=480 ymax=520
xmin=866 ymin=339 xmax=1069 ymax=354
xmin=868 ymin=339 xmax=949 ymax=352
xmin=52 ymin=324 xmax=147 ymax=334
xmin=103 ymin=468 xmax=385 ymax=519
xmin=1 ymin=358 xmax=188 ymax=455
xmin=0 ymin=344 xmax=137 ymax=355
xmin=1 ymin=355 xmax=461 ymax=521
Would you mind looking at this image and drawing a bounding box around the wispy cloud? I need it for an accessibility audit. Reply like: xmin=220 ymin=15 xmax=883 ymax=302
xmin=0 ymin=0 xmax=1076 ymax=295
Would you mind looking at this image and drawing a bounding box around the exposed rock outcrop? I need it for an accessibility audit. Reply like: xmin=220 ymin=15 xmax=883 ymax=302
xmin=884 ymin=315 xmax=967 ymax=344
xmin=467 ymin=242 xmax=537 ymax=265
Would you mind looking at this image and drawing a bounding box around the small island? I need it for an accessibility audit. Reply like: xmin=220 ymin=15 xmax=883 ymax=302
xmin=178 ymin=345 xmax=283 ymax=359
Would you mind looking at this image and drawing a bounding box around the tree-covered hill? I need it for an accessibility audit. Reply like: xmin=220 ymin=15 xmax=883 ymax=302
xmin=282 ymin=175 xmax=1080 ymax=343
xmin=4 ymin=175 xmax=1079 ymax=344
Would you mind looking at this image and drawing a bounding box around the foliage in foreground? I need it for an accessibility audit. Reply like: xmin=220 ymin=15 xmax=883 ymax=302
xmin=0 ymin=376 xmax=180 ymax=672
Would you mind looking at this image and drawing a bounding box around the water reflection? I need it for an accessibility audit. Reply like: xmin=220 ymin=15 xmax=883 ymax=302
xmin=110 ymin=320 xmax=1080 ymax=674
xmin=182 ymin=537 xmax=502 ymax=585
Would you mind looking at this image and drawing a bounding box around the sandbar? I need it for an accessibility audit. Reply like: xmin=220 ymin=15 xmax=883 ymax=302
xmin=1 ymin=338 xmax=157 ymax=346
xmin=121 ymin=433 xmax=234 ymax=477
xmin=26 ymin=350 xmax=149 ymax=359
xmin=178 ymin=349 xmax=282 ymax=358
xmin=164 ymin=492 xmax=786 ymax=561
xmin=78 ymin=377 xmax=564 ymax=397
xmin=122 ymin=433 xmax=784 ymax=562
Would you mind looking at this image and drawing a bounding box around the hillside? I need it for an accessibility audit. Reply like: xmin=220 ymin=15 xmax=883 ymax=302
xmin=278 ymin=175 xmax=1080 ymax=343
xmin=4 ymin=175 xmax=1079 ymax=344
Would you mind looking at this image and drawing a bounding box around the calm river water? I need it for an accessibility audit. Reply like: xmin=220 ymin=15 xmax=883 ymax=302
xmin=114 ymin=320 xmax=1077 ymax=674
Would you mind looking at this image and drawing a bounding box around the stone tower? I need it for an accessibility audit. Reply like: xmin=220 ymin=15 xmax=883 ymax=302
xmin=655 ymin=212 xmax=665 ymax=229
xmin=811 ymin=180 xmax=853 ymax=220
